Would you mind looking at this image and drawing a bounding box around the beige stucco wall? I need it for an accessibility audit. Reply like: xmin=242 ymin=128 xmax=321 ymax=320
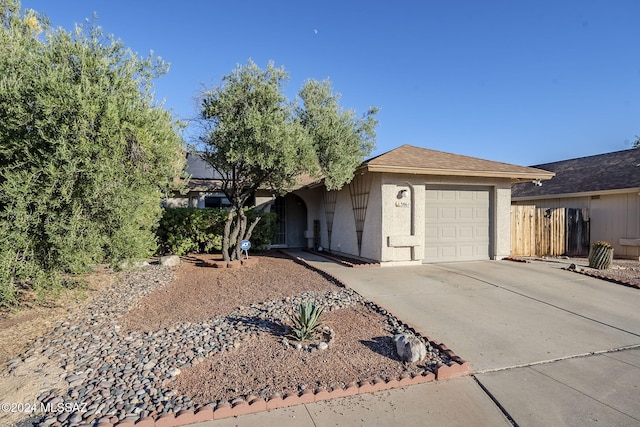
xmin=303 ymin=173 xmax=514 ymax=264
xmin=164 ymin=192 xmax=201 ymax=208
xmin=493 ymin=183 xmax=512 ymax=259
xmin=295 ymin=173 xmax=382 ymax=260
xmin=380 ymin=178 xmax=424 ymax=263
xmin=514 ymin=191 xmax=640 ymax=259
xmin=378 ymin=174 xmax=512 ymax=264
xmin=255 ymin=190 xmax=274 ymax=210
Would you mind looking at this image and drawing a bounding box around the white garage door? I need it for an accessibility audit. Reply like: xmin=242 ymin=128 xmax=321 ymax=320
xmin=424 ymin=188 xmax=490 ymax=262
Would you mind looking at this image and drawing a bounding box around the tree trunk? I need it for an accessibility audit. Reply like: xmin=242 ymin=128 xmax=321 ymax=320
xmin=235 ymin=215 xmax=261 ymax=260
xmin=221 ymin=211 xmax=234 ymax=262
xmin=228 ymin=212 xmax=242 ymax=261
xmin=234 ymin=209 xmax=247 ymax=261
xmin=244 ymin=216 xmax=261 ymax=243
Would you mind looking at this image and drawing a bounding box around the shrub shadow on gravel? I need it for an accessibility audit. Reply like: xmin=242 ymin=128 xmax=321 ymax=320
xmin=360 ymin=336 xmax=401 ymax=362
xmin=225 ymin=315 xmax=289 ymax=337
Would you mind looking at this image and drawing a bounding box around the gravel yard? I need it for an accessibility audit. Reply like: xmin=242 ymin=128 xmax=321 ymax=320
xmin=1 ymin=252 xmax=447 ymax=427
xmin=1 ymin=252 xmax=637 ymax=427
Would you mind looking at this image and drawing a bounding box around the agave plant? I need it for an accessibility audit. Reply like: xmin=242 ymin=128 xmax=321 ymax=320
xmin=289 ymin=301 xmax=324 ymax=342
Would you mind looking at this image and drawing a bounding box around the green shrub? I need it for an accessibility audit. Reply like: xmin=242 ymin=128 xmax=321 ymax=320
xmin=289 ymin=301 xmax=324 ymax=342
xmin=157 ymin=207 xmax=276 ymax=256
xmin=0 ymin=3 xmax=185 ymax=307
xmin=157 ymin=208 xmax=226 ymax=255
xmin=245 ymin=208 xmax=277 ymax=249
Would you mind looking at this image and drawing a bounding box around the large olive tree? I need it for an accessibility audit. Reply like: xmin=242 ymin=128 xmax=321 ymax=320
xmin=0 ymin=0 xmax=185 ymax=305
xmin=199 ymin=60 xmax=378 ymax=261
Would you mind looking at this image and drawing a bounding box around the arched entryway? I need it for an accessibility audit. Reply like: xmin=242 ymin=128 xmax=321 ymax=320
xmin=271 ymin=194 xmax=308 ymax=248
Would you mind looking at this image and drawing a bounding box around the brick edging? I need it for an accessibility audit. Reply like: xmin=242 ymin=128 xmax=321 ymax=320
xmin=200 ymin=257 xmax=259 ymax=268
xmin=102 ymin=372 xmax=438 ymax=426
xmin=302 ymin=248 xmax=380 ymax=268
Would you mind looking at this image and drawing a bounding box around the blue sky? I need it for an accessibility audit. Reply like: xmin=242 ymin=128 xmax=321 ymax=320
xmin=21 ymin=0 xmax=640 ymax=166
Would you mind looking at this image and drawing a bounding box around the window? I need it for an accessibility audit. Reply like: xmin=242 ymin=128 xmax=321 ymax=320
xmin=271 ymin=196 xmax=286 ymax=245
xmin=204 ymin=194 xmax=232 ymax=209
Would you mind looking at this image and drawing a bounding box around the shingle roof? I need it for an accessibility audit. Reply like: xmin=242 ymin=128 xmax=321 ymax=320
xmin=363 ymin=144 xmax=555 ymax=180
xmin=181 ymin=153 xmax=321 ymax=191
xmin=512 ymin=148 xmax=640 ymax=199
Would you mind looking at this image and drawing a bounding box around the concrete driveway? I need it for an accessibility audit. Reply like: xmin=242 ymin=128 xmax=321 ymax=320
xmin=202 ymin=253 xmax=640 ymax=426
xmin=296 ymin=254 xmax=640 ymax=426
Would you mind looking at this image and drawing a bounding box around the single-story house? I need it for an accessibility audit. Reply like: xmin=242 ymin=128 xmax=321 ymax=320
xmin=167 ymin=145 xmax=554 ymax=265
xmin=290 ymin=145 xmax=554 ymax=265
xmin=511 ymin=148 xmax=640 ymax=260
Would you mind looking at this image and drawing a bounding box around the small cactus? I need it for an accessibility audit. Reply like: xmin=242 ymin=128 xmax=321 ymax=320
xmin=588 ymin=241 xmax=613 ymax=270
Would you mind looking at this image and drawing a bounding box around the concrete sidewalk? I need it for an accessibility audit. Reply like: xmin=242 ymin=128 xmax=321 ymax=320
xmin=198 ymin=252 xmax=640 ymax=426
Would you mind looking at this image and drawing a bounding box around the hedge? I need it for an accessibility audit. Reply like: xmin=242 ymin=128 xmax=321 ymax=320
xmin=157 ymin=207 xmax=276 ymax=256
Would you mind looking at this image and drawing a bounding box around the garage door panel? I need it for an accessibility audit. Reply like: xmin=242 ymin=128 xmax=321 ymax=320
xmin=475 ymin=191 xmax=489 ymax=201
xmin=475 ymin=208 xmax=489 ymax=219
xmin=441 ymin=207 xmax=456 ymax=219
xmin=441 ymin=191 xmax=457 ymax=200
xmin=459 ymin=226 xmax=474 ymax=238
xmin=459 ymin=191 xmax=474 ymax=201
xmin=459 ymin=246 xmax=474 ymax=257
xmin=474 ymin=226 xmax=488 ymax=238
xmin=424 ymin=188 xmax=490 ymax=262
xmin=441 ymin=226 xmax=456 ymax=239
xmin=458 ymin=207 xmax=474 ymax=219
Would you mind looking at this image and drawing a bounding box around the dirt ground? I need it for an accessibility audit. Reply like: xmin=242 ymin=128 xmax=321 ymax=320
xmin=0 ymin=269 xmax=115 ymax=427
xmin=0 ymin=269 xmax=115 ymax=367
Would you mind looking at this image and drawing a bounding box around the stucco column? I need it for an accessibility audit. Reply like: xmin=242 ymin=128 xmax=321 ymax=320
xmin=494 ymin=185 xmax=511 ymax=259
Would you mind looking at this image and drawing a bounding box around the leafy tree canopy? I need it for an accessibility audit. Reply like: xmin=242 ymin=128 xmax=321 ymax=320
xmin=198 ymin=59 xmax=378 ymax=261
xmin=0 ymin=0 xmax=185 ymax=305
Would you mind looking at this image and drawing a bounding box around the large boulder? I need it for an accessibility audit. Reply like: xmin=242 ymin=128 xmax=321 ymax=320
xmin=394 ymin=333 xmax=427 ymax=363
xmin=160 ymin=255 xmax=180 ymax=267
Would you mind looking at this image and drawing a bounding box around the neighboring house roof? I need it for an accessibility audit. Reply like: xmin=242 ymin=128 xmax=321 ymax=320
xmin=362 ymin=144 xmax=555 ymax=181
xmin=184 ymin=178 xmax=223 ymax=192
xmin=512 ymin=148 xmax=640 ymax=199
xmin=185 ymin=153 xmax=224 ymax=180
xmin=179 ymin=153 xmax=321 ymax=192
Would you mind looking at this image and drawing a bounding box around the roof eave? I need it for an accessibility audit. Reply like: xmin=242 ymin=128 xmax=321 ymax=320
xmin=365 ymin=165 xmax=555 ymax=180
xmin=512 ymin=186 xmax=640 ymax=201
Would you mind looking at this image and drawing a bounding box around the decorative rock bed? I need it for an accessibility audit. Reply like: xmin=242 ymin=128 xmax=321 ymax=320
xmin=6 ymin=256 xmax=470 ymax=427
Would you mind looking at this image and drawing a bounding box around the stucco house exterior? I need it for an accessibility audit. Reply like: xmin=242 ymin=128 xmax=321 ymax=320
xmin=287 ymin=145 xmax=554 ymax=265
xmin=511 ymin=148 xmax=640 ymax=260
xmin=167 ymin=145 xmax=554 ymax=265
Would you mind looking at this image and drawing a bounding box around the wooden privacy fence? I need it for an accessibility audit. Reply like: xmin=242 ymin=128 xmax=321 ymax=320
xmin=511 ymin=206 xmax=590 ymax=257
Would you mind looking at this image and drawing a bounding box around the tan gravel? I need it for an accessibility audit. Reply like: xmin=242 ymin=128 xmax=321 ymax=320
xmin=122 ymin=253 xmax=339 ymax=332
xmin=173 ymin=304 xmax=414 ymax=404
xmin=123 ymin=252 xmax=430 ymax=405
